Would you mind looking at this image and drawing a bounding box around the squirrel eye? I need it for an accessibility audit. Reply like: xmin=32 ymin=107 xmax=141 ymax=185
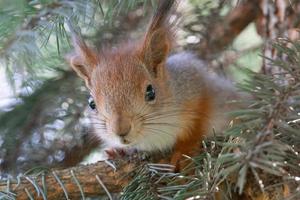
xmin=88 ymin=96 xmax=96 ymax=110
xmin=145 ymin=84 xmax=155 ymax=102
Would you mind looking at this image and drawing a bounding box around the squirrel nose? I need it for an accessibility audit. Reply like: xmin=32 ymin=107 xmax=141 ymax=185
xmin=117 ymin=129 xmax=130 ymax=137
xmin=116 ymin=125 xmax=131 ymax=138
xmin=111 ymin=115 xmax=131 ymax=137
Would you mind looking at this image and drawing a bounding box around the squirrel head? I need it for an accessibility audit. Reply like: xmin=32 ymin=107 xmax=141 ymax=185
xmin=66 ymin=2 xmax=176 ymax=149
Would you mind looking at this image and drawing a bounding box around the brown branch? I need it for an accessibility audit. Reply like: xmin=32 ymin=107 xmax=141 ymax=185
xmin=0 ymin=157 xmax=167 ymax=200
xmin=0 ymin=150 xmax=294 ymax=200
xmin=198 ymin=0 xmax=262 ymax=59
xmin=0 ymin=146 xmax=172 ymax=200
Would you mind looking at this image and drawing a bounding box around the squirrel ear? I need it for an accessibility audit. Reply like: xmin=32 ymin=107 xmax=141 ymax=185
xmin=139 ymin=0 xmax=175 ymax=75
xmin=65 ymin=53 xmax=91 ymax=87
xmin=66 ymin=37 xmax=98 ymax=88
xmin=141 ymin=29 xmax=170 ymax=75
xmin=66 ymin=51 xmax=97 ymax=89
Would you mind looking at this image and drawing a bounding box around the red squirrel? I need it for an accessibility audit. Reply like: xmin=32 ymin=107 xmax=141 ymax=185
xmin=66 ymin=0 xmax=237 ymax=169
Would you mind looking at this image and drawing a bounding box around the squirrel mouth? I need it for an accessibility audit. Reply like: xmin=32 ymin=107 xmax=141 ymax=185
xmin=121 ymin=138 xmax=131 ymax=145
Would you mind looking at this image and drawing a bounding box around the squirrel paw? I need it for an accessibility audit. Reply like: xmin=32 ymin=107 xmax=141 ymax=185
xmin=105 ymin=148 xmax=126 ymax=159
xmin=104 ymin=148 xmax=138 ymax=160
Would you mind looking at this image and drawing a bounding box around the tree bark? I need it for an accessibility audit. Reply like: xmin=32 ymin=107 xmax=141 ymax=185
xmin=256 ymin=0 xmax=300 ymax=74
xmin=0 ymin=158 xmax=155 ymax=200
xmin=198 ymin=0 xmax=262 ymax=59
xmin=1 ymin=155 xmax=293 ymax=200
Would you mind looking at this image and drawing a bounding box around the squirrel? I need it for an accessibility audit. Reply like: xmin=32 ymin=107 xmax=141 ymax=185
xmin=66 ymin=0 xmax=237 ymax=170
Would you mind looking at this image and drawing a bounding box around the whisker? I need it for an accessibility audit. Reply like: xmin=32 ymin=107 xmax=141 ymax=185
xmin=143 ymin=109 xmax=210 ymax=121
xmin=143 ymin=122 xmax=185 ymax=129
xmin=143 ymin=127 xmax=174 ymax=137
xmin=89 ymin=112 xmax=108 ymax=121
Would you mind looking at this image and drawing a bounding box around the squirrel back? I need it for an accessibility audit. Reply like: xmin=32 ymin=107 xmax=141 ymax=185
xmin=66 ymin=0 xmax=238 ymax=168
xmin=167 ymin=52 xmax=237 ymax=132
xmin=167 ymin=52 xmax=236 ymax=105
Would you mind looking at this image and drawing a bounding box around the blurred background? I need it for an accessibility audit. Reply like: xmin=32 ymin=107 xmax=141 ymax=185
xmin=0 ymin=0 xmax=299 ymax=178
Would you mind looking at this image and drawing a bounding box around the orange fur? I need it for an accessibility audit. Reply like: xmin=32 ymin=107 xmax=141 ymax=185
xmin=171 ymin=91 xmax=214 ymax=171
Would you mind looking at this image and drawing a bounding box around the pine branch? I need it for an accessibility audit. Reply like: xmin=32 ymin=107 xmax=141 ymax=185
xmin=0 ymin=155 xmax=171 ymax=199
xmin=0 ymin=161 xmax=129 ymax=199
xmin=0 ymin=2 xmax=61 ymax=57
xmin=0 ymin=0 xmax=148 ymax=85
xmin=222 ymin=40 xmax=300 ymax=197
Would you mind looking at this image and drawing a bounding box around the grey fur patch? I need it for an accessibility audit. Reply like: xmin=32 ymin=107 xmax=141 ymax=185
xmin=166 ymin=52 xmax=239 ymax=133
xmin=167 ymin=52 xmax=236 ymax=103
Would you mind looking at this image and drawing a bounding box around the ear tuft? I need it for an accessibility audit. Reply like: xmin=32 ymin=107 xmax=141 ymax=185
xmin=143 ymin=29 xmax=170 ymax=72
xmin=66 ymin=32 xmax=98 ymax=88
xmin=139 ymin=0 xmax=176 ymax=76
